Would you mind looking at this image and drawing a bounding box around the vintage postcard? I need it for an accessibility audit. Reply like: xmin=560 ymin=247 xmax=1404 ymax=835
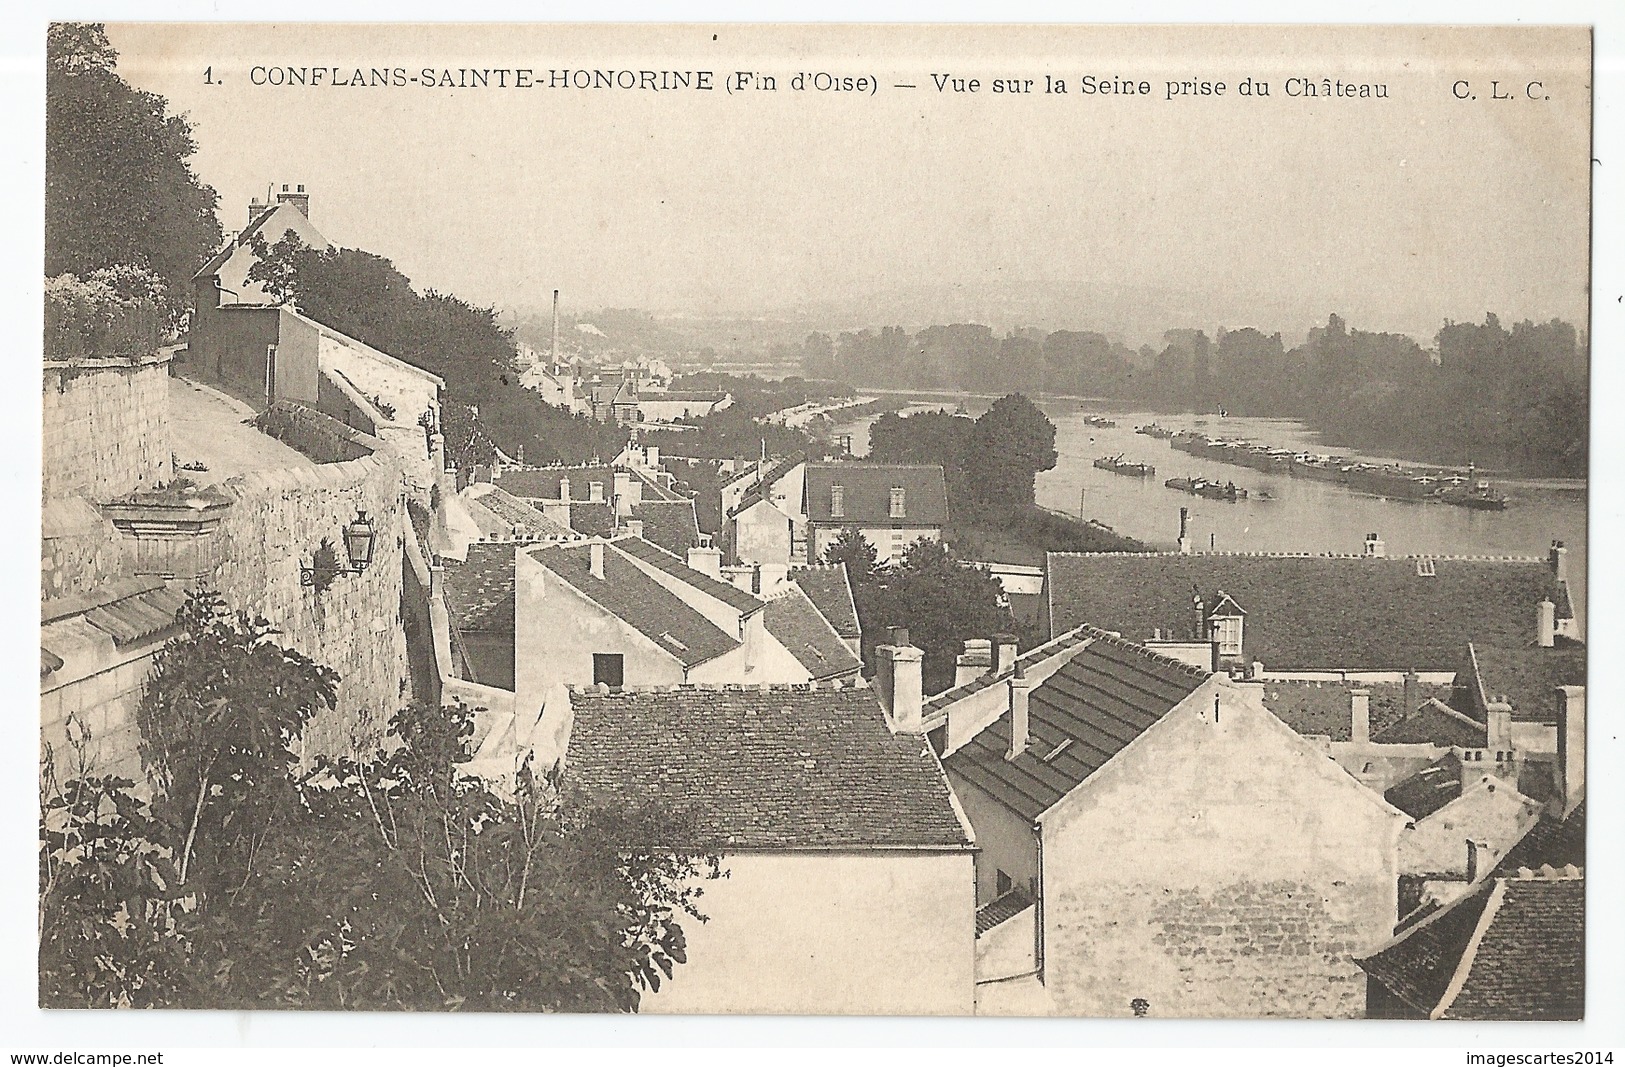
xmin=36 ymin=20 xmax=1591 ymax=1027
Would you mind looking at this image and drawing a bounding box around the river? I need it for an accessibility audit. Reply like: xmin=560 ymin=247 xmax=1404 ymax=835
xmin=830 ymin=394 xmax=1587 ymax=632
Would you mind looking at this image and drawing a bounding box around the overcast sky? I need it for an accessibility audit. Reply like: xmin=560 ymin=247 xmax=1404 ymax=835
xmin=106 ymin=23 xmax=1590 ymax=339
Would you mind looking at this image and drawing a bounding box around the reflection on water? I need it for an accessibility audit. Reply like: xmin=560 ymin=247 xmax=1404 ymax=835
xmin=831 ymin=394 xmax=1587 ymax=632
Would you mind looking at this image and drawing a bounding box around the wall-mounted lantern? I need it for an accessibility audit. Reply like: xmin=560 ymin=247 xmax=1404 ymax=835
xmin=301 ymin=510 xmax=376 ymax=587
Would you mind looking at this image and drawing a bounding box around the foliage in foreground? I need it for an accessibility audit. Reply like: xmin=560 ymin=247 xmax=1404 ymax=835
xmin=41 ymin=591 xmax=719 ymax=1011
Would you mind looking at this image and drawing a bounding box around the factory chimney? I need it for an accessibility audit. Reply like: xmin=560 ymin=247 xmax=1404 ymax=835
xmin=551 ymin=289 xmax=561 ymax=366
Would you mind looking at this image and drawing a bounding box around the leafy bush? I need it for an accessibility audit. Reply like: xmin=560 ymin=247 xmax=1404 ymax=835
xmin=44 ymin=270 xmax=165 ymax=360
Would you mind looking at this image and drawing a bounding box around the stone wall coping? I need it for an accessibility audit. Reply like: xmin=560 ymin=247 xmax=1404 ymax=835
xmin=44 ymin=350 xmax=173 ymax=372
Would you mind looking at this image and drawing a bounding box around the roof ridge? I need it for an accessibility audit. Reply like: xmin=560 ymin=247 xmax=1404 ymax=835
xmin=1432 ymin=878 xmax=1510 ymax=1019
xmin=566 ymin=677 xmax=873 ymax=695
xmin=1048 ymin=550 xmax=1551 ymax=562
xmin=1507 ymin=863 xmax=1583 ymax=880
xmin=1080 ymin=624 xmax=1215 ymax=679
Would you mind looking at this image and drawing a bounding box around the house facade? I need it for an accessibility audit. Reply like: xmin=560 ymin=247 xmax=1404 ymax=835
xmin=931 ymin=628 xmax=1407 ymax=1018
xmin=535 ymin=681 xmax=977 ymax=1015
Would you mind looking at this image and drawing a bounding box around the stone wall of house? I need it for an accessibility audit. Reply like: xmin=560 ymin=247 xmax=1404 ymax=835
xmin=204 ymin=454 xmax=414 ymax=758
xmin=42 ymin=354 xmax=173 ymax=502
xmin=41 ymin=495 xmax=123 ymax=600
xmin=39 ymin=629 xmax=164 ymax=788
xmin=1037 ymin=686 xmax=1404 ymax=1019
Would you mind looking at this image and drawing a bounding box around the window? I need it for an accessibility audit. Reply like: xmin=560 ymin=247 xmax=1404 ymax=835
xmin=830 ymin=484 xmax=845 ymax=518
xmin=890 ymin=486 xmax=906 ymax=518
xmin=592 ymin=653 xmax=624 ymax=689
xmin=1210 ymin=615 xmax=1243 ymax=657
xmin=1416 ymin=559 xmax=1436 ymax=577
xmin=996 ymin=870 xmax=1013 ymax=896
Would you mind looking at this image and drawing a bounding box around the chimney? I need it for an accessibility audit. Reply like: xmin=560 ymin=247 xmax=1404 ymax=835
xmin=551 ymin=288 xmax=561 ymax=364
xmin=1536 ymin=598 xmax=1556 ymax=648
xmin=955 ymin=638 xmax=994 ymax=688
xmin=876 ymin=627 xmax=924 ymax=734
xmin=1006 ymin=663 xmax=1033 ymax=761
xmin=1363 ymin=532 xmax=1386 ymax=558
xmin=1177 ymin=507 xmax=1191 ymax=555
xmin=994 ymin=633 xmax=1018 ymax=676
xmin=559 ymin=475 xmax=571 ymax=502
xmin=623 ymin=518 xmax=645 ymax=540
xmin=1466 ymin=838 xmax=1493 ymax=882
xmin=1191 ymin=591 xmax=1206 ymax=642
xmin=1403 ymin=669 xmax=1419 ymax=714
xmin=589 ymin=541 xmax=605 ymax=580
xmin=1549 ymin=539 xmax=1568 ymax=583
xmin=646 ymin=445 xmax=660 ymax=467
xmin=758 ymin=562 xmax=789 ymax=595
xmin=1350 ymin=688 xmax=1371 ymax=745
xmin=1486 ymin=696 xmax=1514 ymax=753
xmin=275 ymin=183 xmax=310 ymax=218
xmin=589 ymin=481 xmax=605 ymax=503
xmin=687 ymin=545 xmax=723 ymax=578
xmin=1555 ymin=685 xmax=1585 ymax=816
xmin=429 ymin=562 xmax=444 ymax=601
xmin=247 ymin=196 xmax=265 ymax=226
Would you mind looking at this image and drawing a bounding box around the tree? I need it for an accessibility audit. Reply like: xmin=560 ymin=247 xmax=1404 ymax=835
xmin=822 ymin=527 xmax=879 ymax=582
xmin=965 ymin=394 xmax=1058 ymax=514
xmin=44 ymin=591 xmax=722 ymax=1011
xmin=850 ymin=539 xmax=1022 ymax=693
xmin=46 ymin=23 xmax=222 ymax=325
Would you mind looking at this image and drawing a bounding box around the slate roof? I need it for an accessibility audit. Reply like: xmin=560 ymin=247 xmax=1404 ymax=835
xmin=566 ymin=685 xmax=973 ymax=850
xmin=1384 ymin=753 xmax=1464 ymax=820
xmin=1359 ymin=870 xmax=1585 ymax=1020
xmin=630 ymin=499 xmax=702 ymax=557
xmin=1046 ymin=552 xmax=1573 ymax=672
xmin=728 ymin=452 xmax=805 ymax=516
xmin=567 ymin=501 xmax=617 ymax=537
xmin=1371 ymin=698 xmax=1489 ymax=748
xmin=193 ymin=205 xmax=286 ymax=280
xmin=529 ymin=543 xmax=738 ymax=667
xmin=614 ymin=535 xmax=765 ymax=615
xmin=944 ymin=632 xmax=1211 ymax=820
xmin=440 ymin=543 xmax=516 ymax=632
xmin=804 ymin=463 xmax=949 ymax=526
xmin=1261 ymin=680 xmax=1417 ymax=741
xmin=762 ymin=586 xmax=863 ymax=681
xmin=976 ymin=886 xmax=1034 ymax=936
xmin=923 ymin=625 xmax=1096 ymax=717
xmin=787 ymin=563 xmax=861 ymax=640
xmin=492 ymin=465 xmax=615 ymax=501
xmin=1465 ymin=642 xmax=1587 ymax=725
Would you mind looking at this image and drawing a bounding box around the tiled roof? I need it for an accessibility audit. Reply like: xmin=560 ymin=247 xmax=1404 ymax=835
xmin=41 ymin=576 xmax=190 ymax=647
xmin=492 ymin=465 xmax=614 ymax=501
xmin=762 ymin=587 xmax=863 ymax=681
xmin=1498 ymin=802 xmax=1585 ymax=873
xmin=1261 ymin=680 xmax=1413 ymax=741
xmin=1360 ymin=870 xmax=1585 ymax=1020
xmin=440 ymin=543 xmax=516 ymax=632
xmin=923 ymin=625 xmax=1095 ymax=716
xmin=630 ymin=499 xmax=702 ymax=557
xmin=804 ymin=463 xmax=949 ymax=525
xmin=1046 ymin=552 xmax=1573 ymax=672
xmin=1372 ymin=698 xmax=1489 ymax=747
xmin=463 ymin=485 xmax=576 ymax=542
xmin=1384 ymin=753 xmax=1464 ymax=820
xmin=944 ymin=632 xmax=1211 ymax=820
xmin=561 ymin=501 xmax=615 ymax=537
xmin=728 ymin=452 xmax=805 ymax=516
xmin=1465 ymin=642 xmax=1587 ymax=725
xmin=976 ymin=886 xmax=1034 ymax=936
xmin=614 ymin=535 xmax=765 ymax=615
xmin=566 ymin=684 xmax=972 ymax=850
xmin=787 ymin=563 xmax=861 ymax=640
xmin=193 ymin=206 xmax=284 ymax=280
xmin=529 ymin=543 xmax=738 ymax=667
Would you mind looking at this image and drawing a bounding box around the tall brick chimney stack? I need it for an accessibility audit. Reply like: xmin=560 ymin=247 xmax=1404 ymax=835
xmin=1006 ymin=662 xmax=1033 ymax=761
xmin=275 ymin=183 xmax=310 ymax=218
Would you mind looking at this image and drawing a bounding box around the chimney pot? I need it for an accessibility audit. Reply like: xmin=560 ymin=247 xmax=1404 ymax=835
xmin=1006 ymin=663 xmax=1034 ymax=760
xmin=994 ymin=632 xmax=1018 ymax=675
xmin=589 ymin=481 xmax=605 ymax=503
xmin=1536 ymin=598 xmax=1556 ymax=648
xmin=1350 ymin=688 xmax=1372 ymax=745
xmin=559 ymin=475 xmax=571 ymax=502
xmin=877 ymin=631 xmax=924 ymax=734
xmin=589 ymin=541 xmax=605 ymax=580
xmin=1549 ymin=539 xmax=1569 ymax=582
xmin=1555 ymin=685 xmax=1585 ymax=817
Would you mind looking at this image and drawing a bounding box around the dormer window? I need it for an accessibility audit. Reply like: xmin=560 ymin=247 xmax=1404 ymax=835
xmin=1210 ymin=616 xmax=1243 ymax=657
xmin=890 ymin=486 xmax=906 ymax=518
xmin=830 ymin=484 xmax=845 ymax=518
